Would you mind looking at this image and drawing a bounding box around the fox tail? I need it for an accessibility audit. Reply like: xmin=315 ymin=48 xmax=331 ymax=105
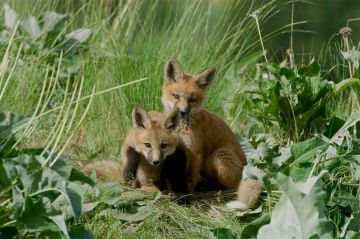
xmin=79 ymin=160 xmax=123 ymax=182
xmin=226 ymin=179 xmax=263 ymax=210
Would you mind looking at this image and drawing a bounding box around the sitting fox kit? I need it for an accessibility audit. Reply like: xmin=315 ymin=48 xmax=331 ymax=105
xmin=162 ymin=58 xmax=262 ymax=209
xmin=121 ymin=107 xmax=188 ymax=192
xmin=83 ymin=58 xmax=261 ymax=209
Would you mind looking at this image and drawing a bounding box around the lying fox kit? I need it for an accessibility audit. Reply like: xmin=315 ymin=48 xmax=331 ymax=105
xmin=162 ymin=58 xmax=262 ymax=209
xmin=121 ymin=106 xmax=188 ymax=192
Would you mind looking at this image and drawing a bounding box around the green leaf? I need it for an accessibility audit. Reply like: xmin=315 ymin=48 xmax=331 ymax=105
xmin=341 ymin=212 xmax=360 ymax=238
xmin=98 ymin=183 xmax=125 ymax=205
xmin=69 ymin=226 xmax=95 ymax=239
xmin=241 ymin=213 xmax=270 ymax=238
xmin=49 ymin=154 xmax=73 ymax=179
xmin=291 ymin=137 xmax=328 ymax=165
xmin=69 ymin=168 xmax=95 ymax=186
xmin=210 ymin=228 xmax=237 ymax=239
xmin=49 ymin=214 xmax=69 ymax=239
xmin=16 ymin=196 xmax=60 ymax=233
xmin=272 ymin=147 xmax=292 ymax=167
xmin=30 ymin=167 xmax=66 ymax=195
xmin=298 ymin=61 xmax=321 ymax=77
xmin=258 ymin=173 xmax=334 ymax=239
xmin=278 ymin=67 xmax=296 ymax=79
xmin=0 ymin=112 xmax=31 ymax=140
xmin=65 ymin=183 xmax=83 ymax=222
xmin=345 ymin=231 xmax=360 ymax=239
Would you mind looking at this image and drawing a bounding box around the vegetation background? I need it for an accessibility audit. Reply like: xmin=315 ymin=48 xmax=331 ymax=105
xmin=0 ymin=0 xmax=359 ymax=238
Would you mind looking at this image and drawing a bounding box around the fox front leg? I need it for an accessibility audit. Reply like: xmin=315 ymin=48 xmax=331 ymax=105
xmin=121 ymin=147 xmax=141 ymax=185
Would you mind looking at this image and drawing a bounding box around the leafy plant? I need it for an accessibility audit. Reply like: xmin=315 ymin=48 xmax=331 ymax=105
xmin=239 ymin=111 xmax=360 ymax=238
xmin=0 ymin=112 xmax=95 ymax=238
xmin=244 ymin=60 xmax=359 ymax=143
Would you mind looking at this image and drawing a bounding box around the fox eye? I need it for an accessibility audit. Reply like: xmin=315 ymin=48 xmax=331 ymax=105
xmin=189 ymin=98 xmax=197 ymax=104
xmin=161 ymin=144 xmax=168 ymax=149
xmin=144 ymin=143 xmax=151 ymax=148
xmin=172 ymin=94 xmax=180 ymax=100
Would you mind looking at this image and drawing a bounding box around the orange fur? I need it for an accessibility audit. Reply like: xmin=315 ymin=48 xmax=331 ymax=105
xmin=81 ymin=108 xmax=188 ymax=193
xmin=120 ymin=107 xmax=188 ymax=192
xmin=162 ymin=58 xmax=262 ymax=208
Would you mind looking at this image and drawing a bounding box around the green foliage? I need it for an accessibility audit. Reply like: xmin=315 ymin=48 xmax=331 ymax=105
xmin=242 ymin=60 xmax=360 ymax=143
xmin=258 ymin=172 xmax=334 ymax=239
xmin=211 ymin=228 xmax=237 ymax=239
xmin=240 ymin=113 xmax=360 ymax=238
xmin=0 ymin=112 xmax=95 ymax=238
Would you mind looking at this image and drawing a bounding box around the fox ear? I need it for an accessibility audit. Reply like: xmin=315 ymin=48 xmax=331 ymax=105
xmin=132 ymin=106 xmax=150 ymax=129
xmin=164 ymin=58 xmax=183 ymax=83
xmin=164 ymin=109 xmax=181 ymax=131
xmin=196 ymin=67 xmax=216 ymax=89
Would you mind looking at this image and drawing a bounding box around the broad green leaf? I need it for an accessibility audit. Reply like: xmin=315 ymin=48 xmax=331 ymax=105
xmin=258 ymin=173 xmax=334 ymax=239
xmin=278 ymin=67 xmax=296 ymax=78
xmin=272 ymin=147 xmax=292 ymax=167
xmin=341 ymin=213 xmax=360 ymax=238
xmin=291 ymin=137 xmax=328 ymax=165
xmin=16 ymin=196 xmax=60 ymax=233
xmin=49 ymin=214 xmax=69 ymax=239
xmin=210 ymin=228 xmax=237 ymax=239
xmin=0 ymin=112 xmax=31 ymax=140
xmin=296 ymin=170 xmax=327 ymax=194
xmin=98 ymin=182 xmax=125 ymax=205
xmin=69 ymin=168 xmax=95 ymax=186
xmin=82 ymin=202 xmax=99 ymax=213
xmin=66 ymin=183 xmax=83 ymax=222
xmin=69 ymin=226 xmax=95 ymax=239
xmin=345 ymin=231 xmax=360 ymax=239
xmin=30 ymin=167 xmax=66 ymax=196
xmin=331 ymin=111 xmax=360 ymax=145
xmin=241 ymin=213 xmax=270 ymax=238
xmin=12 ymin=185 xmax=24 ymax=215
xmin=49 ymin=154 xmax=73 ymax=179
xmin=289 ymin=164 xmax=312 ymax=182
xmin=298 ymin=61 xmax=321 ymax=77
xmin=4 ymin=4 xmax=17 ymax=29
xmin=2 ymin=154 xmax=39 ymax=189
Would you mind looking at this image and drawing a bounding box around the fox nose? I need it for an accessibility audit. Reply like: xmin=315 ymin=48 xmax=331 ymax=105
xmin=152 ymin=160 xmax=160 ymax=165
xmin=180 ymin=111 xmax=186 ymax=117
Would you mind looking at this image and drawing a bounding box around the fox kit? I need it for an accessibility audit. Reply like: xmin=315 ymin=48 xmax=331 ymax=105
xmin=82 ymin=107 xmax=188 ymax=193
xmin=162 ymin=58 xmax=262 ymax=209
xmin=121 ymin=106 xmax=188 ymax=192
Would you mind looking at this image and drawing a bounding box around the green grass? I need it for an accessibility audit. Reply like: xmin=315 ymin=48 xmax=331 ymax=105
xmin=1 ymin=0 xmax=281 ymax=157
